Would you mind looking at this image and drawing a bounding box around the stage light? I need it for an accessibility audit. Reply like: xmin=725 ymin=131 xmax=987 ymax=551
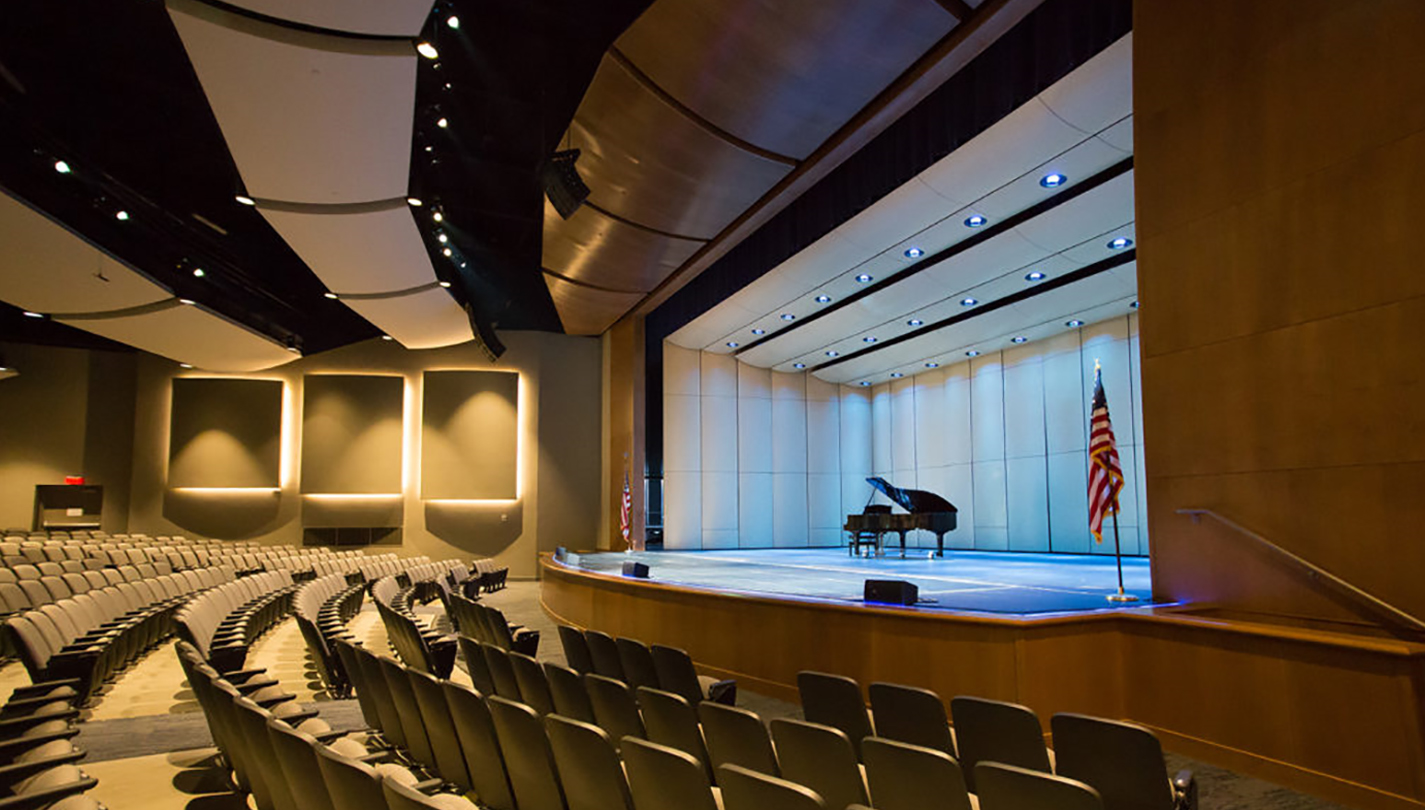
xmin=437 ymin=117 xmax=449 ymax=129
xmin=751 ymin=328 xmax=765 ymax=336
xmin=54 ymin=160 xmax=71 ymax=174
xmin=407 ymin=197 xmax=423 ymax=207
xmin=433 ymin=211 xmax=443 ymax=222
xmin=115 ymin=210 xmax=130 ymax=221
xmin=178 ymin=298 xmax=195 ymax=305
xmin=381 ymin=335 xmax=394 ymax=341
xmin=1025 ymin=271 xmax=1046 ymax=281
xmin=826 ymin=350 xmax=838 ymax=357
xmin=965 ymin=350 xmax=980 ymax=357
xmin=960 ymin=297 xmax=977 ymax=307
xmin=855 ymin=273 xmax=873 ymax=283
xmin=417 ymin=42 xmax=439 ymax=59
xmin=1066 ymin=318 xmax=1084 ymax=327
xmin=815 ymin=295 xmax=831 ymax=303
xmin=235 ymin=195 xmax=255 ymax=206
xmin=442 ymin=247 xmax=452 ymax=257
xmin=1011 ymin=336 xmax=1028 ymax=344
xmin=192 ymin=268 xmax=205 ymax=278
xmin=324 ymin=292 xmax=338 ymax=300
xmin=437 ymin=233 xmax=448 ymax=243
xmin=179 ymin=363 xmax=193 ymax=369
xmin=446 ymin=15 xmax=460 ymax=29
xmin=965 ymin=214 xmax=987 ymax=228
xmin=1040 ymin=172 xmax=1066 ymax=188
xmin=907 ymin=318 xmax=922 ymax=326
xmin=863 ymin=336 xmax=877 ymax=343
xmin=780 ymin=313 xmax=795 ymax=321
xmin=891 ymin=372 xmax=903 ymax=378
xmin=904 ymin=247 xmax=922 ymax=258
xmin=793 ymin=363 xmax=806 ymax=369
xmin=726 ymin=341 xmax=739 ymax=349
xmin=439 ymin=280 xmax=451 ymax=288
xmin=925 ymin=362 xmax=939 ymax=368
xmin=1108 ymin=236 xmax=1133 ymax=250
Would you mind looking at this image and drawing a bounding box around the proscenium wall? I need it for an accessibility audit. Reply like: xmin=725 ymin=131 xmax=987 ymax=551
xmin=126 ymin=331 xmax=601 ymax=577
xmin=663 ymin=314 xmax=1145 ymax=551
xmin=1136 ymin=0 xmax=1425 ymax=621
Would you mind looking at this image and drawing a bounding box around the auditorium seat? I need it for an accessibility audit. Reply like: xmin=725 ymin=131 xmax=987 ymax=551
xmin=621 ymin=738 xmax=720 ymax=810
xmin=583 ymin=631 xmax=625 ymax=681
xmin=544 ymin=715 xmax=635 ymax=810
xmin=376 ymin=657 xmax=436 ymax=772
xmin=455 ymin=636 xmax=496 ymax=697
xmin=868 ymin=683 xmax=956 ymax=758
xmin=862 ymin=737 xmax=974 ymax=810
xmin=651 ymin=644 xmax=736 ymax=707
xmin=718 ymin=763 xmax=827 ymax=810
xmin=615 ymin=638 xmax=660 ymax=691
xmin=406 ymin=669 xmax=472 ymax=792
xmin=509 ymin=652 xmax=555 ymax=716
xmin=1050 ymin=714 xmax=1197 ymax=810
xmin=636 ymin=687 xmax=712 ymax=781
xmin=316 ymin=743 xmax=430 ymax=810
xmin=950 ymin=696 xmax=1052 ymax=793
xmin=383 ymin=776 xmax=477 ymax=810
xmin=486 ymin=696 xmax=567 ymax=810
xmin=583 ymin=675 xmax=645 ymax=752
xmin=769 ymin=718 xmax=869 ymax=810
xmin=483 ymin=605 xmax=538 ymax=657
xmin=796 ymin=672 xmax=874 ymax=760
xmin=557 ymin=625 xmax=594 ymax=674
xmin=975 ymin=762 xmax=1102 ymax=810
xmin=544 ymin=663 xmax=596 ymax=724
xmin=441 ymin=681 xmax=515 ymax=810
xmin=479 ymin=643 xmax=524 ymax=703
xmin=698 ymin=702 xmax=779 ymax=777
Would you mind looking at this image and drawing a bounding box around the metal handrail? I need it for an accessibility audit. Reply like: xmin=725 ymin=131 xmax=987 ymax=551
xmin=1177 ymin=508 xmax=1425 ymax=636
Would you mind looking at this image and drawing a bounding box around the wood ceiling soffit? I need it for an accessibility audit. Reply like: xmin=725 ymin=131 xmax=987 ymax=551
xmin=628 ymin=0 xmax=1048 ymax=320
xmin=612 ymin=0 xmax=957 ymax=159
xmin=544 ymin=275 xmax=644 ymax=336
xmin=543 ymin=204 xmax=704 ymax=295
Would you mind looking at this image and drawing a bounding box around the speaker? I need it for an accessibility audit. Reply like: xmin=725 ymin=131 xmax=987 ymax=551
xmin=621 ymin=560 xmax=650 ymax=579
xmin=542 ymin=149 xmax=590 ymax=219
xmin=554 ymin=546 xmax=568 ymax=561
xmin=864 ymin=579 xmax=918 ymax=605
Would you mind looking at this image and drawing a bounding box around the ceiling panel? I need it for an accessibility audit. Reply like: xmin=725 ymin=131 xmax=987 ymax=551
xmin=56 ymin=303 xmax=296 ymax=372
xmin=221 ymin=0 xmax=436 ymax=37
xmin=1013 ymin=171 xmax=1136 ymax=253
xmin=0 ymin=193 xmax=170 ymax=314
xmin=543 ymin=202 xmax=703 ymax=294
xmin=1039 ymin=33 xmax=1132 ymax=135
xmin=544 ymin=276 xmax=645 ymax=337
xmin=168 ymin=0 xmax=416 ymax=205
xmin=569 ymin=55 xmax=794 ymax=238
xmin=340 ymin=288 xmax=473 ymax=350
xmin=835 ymin=177 xmax=960 ymax=254
xmin=917 ymin=99 xmax=1085 ymax=208
xmin=615 ymin=0 xmax=955 ymax=160
xmin=976 ymin=136 xmax=1128 ymax=221
xmin=258 ymin=201 xmax=436 ymax=294
xmin=1099 ymin=118 xmax=1133 ymax=153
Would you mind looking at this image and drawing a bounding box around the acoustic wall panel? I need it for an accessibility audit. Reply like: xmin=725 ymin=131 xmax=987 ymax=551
xmin=421 ymin=371 xmax=518 ymax=500
xmin=771 ymin=372 xmax=808 ymax=474
xmin=663 ymin=471 xmax=702 ymax=550
xmin=663 ymin=343 xmax=702 ymax=547
xmin=970 ymin=354 xmax=1005 ymax=462
xmin=871 ymin=383 xmax=893 ymax=482
xmin=942 ymin=366 xmax=973 ymax=465
xmin=913 ymin=370 xmax=947 ymax=469
xmin=1005 ymin=456 xmax=1050 ymax=551
xmin=301 ymin=375 xmax=403 ymax=494
xmin=737 ymin=365 xmax=773 ymax=474
xmin=839 ymin=385 xmax=873 ymax=533
xmin=1003 ymin=352 xmax=1046 ymax=460
xmin=1043 ymin=332 xmax=1088 ymax=454
xmin=169 ymin=378 xmax=283 ymax=488
xmin=890 ymin=377 xmax=917 ymax=475
xmin=772 ymin=473 xmax=810 ymax=547
xmin=738 ymin=472 xmax=774 ymax=547
xmin=1047 ymin=452 xmax=1092 ymax=553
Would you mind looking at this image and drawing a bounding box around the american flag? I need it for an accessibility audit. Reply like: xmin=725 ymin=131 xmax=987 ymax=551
xmin=619 ymin=472 xmax=633 ymax=546
xmin=1088 ymin=364 xmax=1124 ymax=543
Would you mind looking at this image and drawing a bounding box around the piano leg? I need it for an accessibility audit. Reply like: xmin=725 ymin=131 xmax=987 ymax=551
xmin=935 ymin=532 xmax=946 ymax=557
xmin=897 ymin=530 xmax=908 ymax=558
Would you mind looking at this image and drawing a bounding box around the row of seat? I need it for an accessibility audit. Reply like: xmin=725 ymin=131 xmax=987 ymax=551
xmin=175 ymin=571 xmax=297 ymax=673
xmin=447 ymin=593 xmax=539 ymax=657
xmin=467 ymin=559 xmax=508 ymax=594
xmin=294 ymin=573 xmax=370 ymax=698
xmin=557 ymin=626 xmax=736 ymax=706
xmin=0 ymin=676 xmax=104 ymax=810
xmin=1 ymin=561 xmax=184 ymax=618
xmin=371 ymin=568 xmax=464 ymax=680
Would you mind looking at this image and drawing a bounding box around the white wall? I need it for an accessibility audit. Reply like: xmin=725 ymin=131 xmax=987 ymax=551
xmin=662 ymin=313 xmax=1146 ymax=554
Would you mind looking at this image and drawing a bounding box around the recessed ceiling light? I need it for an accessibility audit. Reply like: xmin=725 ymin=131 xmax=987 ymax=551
xmin=436 ymin=117 xmax=449 ymax=129
xmin=726 ymin=341 xmax=739 ymax=349
xmin=1066 ymin=319 xmax=1084 ymax=327
xmin=925 ymin=362 xmax=939 ymax=368
xmin=1011 ymin=336 xmax=1028 ymax=344
xmin=433 ymin=211 xmax=444 ymax=222
xmin=179 ymin=363 xmax=193 ymax=369
xmin=54 ymin=160 xmax=71 ymax=174
xmin=780 ymin=313 xmax=795 ymax=321
xmin=192 ymin=268 xmax=205 ymax=278
xmin=1025 ymin=271 xmax=1046 ymax=281
xmin=751 ymin=328 xmax=765 ymax=336
xmin=417 ymin=42 xmax=439 ymax=59
xmin=1130 ymin=300 xmax=1139 ymax=309
xmin=964 ymin=214 xmax=987 ymax=228
xmin=446 ymin=15 xmax=460 ymax=29
xmin=859 ymin=381 xmax=871 ymax=387
xmin=381 ymin=335 xmax=394 ymax=341
xmin=793 ymin=363 xmax=806 ymax=369
xmin=904 ymin=247 xmax=923 ymax=259
xmin=863 ymin=336 xmax=877 ymax=343
xmin=22 ymin=311 xmax=43 ymax=318
xmin=1108 ymin=236 xmax=1133 ymax=250
xmin=965 ymin=349 xmax=980 ymax=357
xmin=826 ymin=350 xmax=839 ymax=357
xmin=323 ymin=292 xmax=338 ymax=300
xmin=907 ymin=318 xmax=922 ymax=327
xmin=235 ymin=195 xmax=255 ymax=206
xmin=115 ymin=211 xmax=129 ymax=221
xmin=1040 ymin=172 xmax=1067 ymax=188
xmin=438 ymin=233 xmax=448 ymax=243
xmin=442 ymin=248 xmax=453 ymax=257
xmin=815 ymin=295 xmax=831 ymax=304
xmin=439 ymin=280 xmax=452 ymax=288
xmin=960 ymin=297 xmax=977 ymax=307
xmin=178 ymin=298 xmax=195 ymax=305
xmin=407 ymin=197 xmax=423 ymax=207
xmin=890 ymin=372 xmax=903 ymax=378
xmin=855 ymin=274 xmax=873 ymax=283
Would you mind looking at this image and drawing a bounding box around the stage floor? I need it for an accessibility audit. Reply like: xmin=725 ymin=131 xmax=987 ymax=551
xmin=567 ymin=548 xmax=1157 ymax=615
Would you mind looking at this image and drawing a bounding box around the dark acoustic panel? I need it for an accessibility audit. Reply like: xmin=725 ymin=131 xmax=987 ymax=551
xmin=301 ymin=374 xmax=404 ymax=494
xmin=422 ymin=370 xmax=519 ymax=500
xmin=168 ymin=378 xmax=283 ymax=488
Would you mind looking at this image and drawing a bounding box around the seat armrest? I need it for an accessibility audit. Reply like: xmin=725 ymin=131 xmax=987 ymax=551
xmin=1173 ymin=770 xmax=1197 ymax=810
xmin=0 ymin=751 xmax=87 ymax=788
xmin=411 ymin=778 xmax=444 ymax=793
xmin=1 ymin=695 xmax=76 ymax=713
xmin=0 ymin=774 xmax=97 ymax=810
xmin=8 ymin=680 xmax=82 ymax=698
xmin=706 ymin=679 xmax=737 ymax=706
xmin=0 ymin=729 xmax=79 ymax=760
xmin=0 ymin=711 xmax=79 ymax=732
xmin=221 ymin=667 xmax=269 ymax=683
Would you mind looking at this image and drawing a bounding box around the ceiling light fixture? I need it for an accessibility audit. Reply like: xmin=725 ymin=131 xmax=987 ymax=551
xmin=437 ymin=233 xmax=448 ymax=243
xmin=1011 ymin=336 xmax=1028 ymax=344
xmin=407 ymin=197 xmax=423 ymax=207
xmin=751 ymin=328 xmax=765 ymax=336
xmin=53 ymin=160 xmax=71 ymax=174
xmin=417 ymin=42 xmax=439 ymax=59
xmin=446 ymin=15 xmax=460 ymax=29
xmin=907 ymin=318 xmax=922 ymax=327
xmin=1130 ymin=300 xmax=1140 ymax=309
xmin=859 ymin=381 xmax=871 ymax=387
xmin=964 ymin=214 xmax=987 ymax=228
xmin=780 ymin=313 xmax=795 ymax=321
xmin=436 ymin=117 xmax=449 ymax=129
xmin=1040 ymin=172 xmax=1067 ymax=188
xmin=439 ymin=280 xmax=451 ymax=288
xmin=815 ymin=295 xmax=831 ymax=304
xmin=1066 ymin=319 xmax=1084 ymax=327
xmin=192 ymin=268 xmax=205 ymax=278
xmin=891 ymin=372 xmax=903 ymax=378
xmin=235 ymin=195 xmax=255 ymax=206
xmin=925 ymin=362 xmax=939 ymax=368
xmin=432 ymin=211 xmax=443 ymax=222
xmin=442 ymin=248 xmax=452 ymax=257
xmin=855 ymin=274 xmax=873 ymax=283
xmin=115 ymin=210 xmax=129 ymax=221
xmin=726 ymin=341 xmax=739 ymax=349
xmin=904 ymin=247 xmax=923 ymax=259
xmin=22 ymin=311 xmax=43 ymax=319
xmin=382 ymin=335 xmax=394 ymax=341
xmin=960 ymin=297 xmax=977 ymax=307
xmin=324 ymin=292 xmax=338 ymax=300
xmin=179 ymin=363 xmax=193 ymax=369
xmin=863 ymin=336 xmax=877 ymax=343
xmin=178 ymin=298 xmax=195 ymax=305
xmin=793 ymin=363 xmax=806 ymax=369
xmin=1108 ymin=236 xmax=1133 ymax=250
xmin=965 ymin=350 xmax=980 ymax=357
xmin=826 ymin=350 xmax=839 ymax=357
xmin=1025 ymin=271 xmax=1046 ymax=281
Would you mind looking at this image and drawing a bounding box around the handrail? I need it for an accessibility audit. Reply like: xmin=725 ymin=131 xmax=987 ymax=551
xmin=1177 ymin=508 xmax=1425 ymax=637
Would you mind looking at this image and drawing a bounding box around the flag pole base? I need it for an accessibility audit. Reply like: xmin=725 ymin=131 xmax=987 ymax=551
xmin=1106 ymin=592 xmax=1140 ymax=603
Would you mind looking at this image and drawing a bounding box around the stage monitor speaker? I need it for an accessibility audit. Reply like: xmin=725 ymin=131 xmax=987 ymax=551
xmin=622 ymin=560 xmax=649 ymax=579
xmin=864 ymin=579 xmax=917 ymax=605
xmin=555 ymin=546 xmax=568 ymax=561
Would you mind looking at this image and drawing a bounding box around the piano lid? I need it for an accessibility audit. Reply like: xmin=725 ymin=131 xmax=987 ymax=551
xmin=866 ymin=476 xmax=958 ymax=514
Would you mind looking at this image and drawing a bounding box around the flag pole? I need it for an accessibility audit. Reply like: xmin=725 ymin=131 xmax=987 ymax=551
xmin=1106 ymin=510 xmax=1138 ymax=602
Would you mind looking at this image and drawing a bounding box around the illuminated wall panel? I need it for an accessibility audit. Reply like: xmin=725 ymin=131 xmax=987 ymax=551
xmin=421 ymin=370 xmax=518 ymax=500
xmin=300 ymin=374 xmax=403 ymax=494
xmin=168 ymin=378 xmax=283 ymax=488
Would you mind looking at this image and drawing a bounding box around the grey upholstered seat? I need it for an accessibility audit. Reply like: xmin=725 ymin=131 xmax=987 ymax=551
xmin=975 ymin=762 xmax=1103 ymax=810
xmin=868 ymin=683 xmax=956 ymax=757
xmin=950 ymin=696 xmax=1051 ymax=793
xmin=699 ymin=701 xmax=779 ymax=777
xmin=769 ymin=718 xmax=869 ymax=810
xmin=382 ymin=776 xmax=478 ymax=810
xmin=480 ymin=641 xmax=525 ymax=702
xmin=546 ymin=662 xmax=597 ymax=723
xmin=487 ymin=695 xmax=567 ymax=810
xmin=408 ymin=668 xmax=472 ymax=791
xmin=621 ymin=737 xmax=720 ymax=810
xmin=718 ymin=763 xmax=827 ymax=810
xmin=584 ymin=674 xmax=645 ymax=752
xmin=796 ymin=672 xmax=873 ymax=760
xmin=1050 ymin=714 xmax=1196 ymax=810
xmin=456 ymin=635 xmax=497 ymax=696
xmin=379 ymin=655 xmax=436 ymax=769
xmin=616 ymin=637 xmax=661 ymax=691
xmin=442 ymin=681 xmax=516 ymax=810
xmin=510 ymin=651 xmax=556 ymax=715
xmin=558 ymin=625 xmax=595 ymax=674
xmin=636 ymin=687 xmax=712 ymax=781
xmin=584 ymin=630 xmax=625 ymax=681
xmin=862 ymin=737 xmax=974 ymax=810
xmin=545 ymin=714 xmax=636 ymax=810
xmin=651 ymin=644 xmax=735 ymax=706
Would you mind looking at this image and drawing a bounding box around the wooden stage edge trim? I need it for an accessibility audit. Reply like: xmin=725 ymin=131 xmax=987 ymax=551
xmin=539 ymin=554 xmax=1425 ymax=810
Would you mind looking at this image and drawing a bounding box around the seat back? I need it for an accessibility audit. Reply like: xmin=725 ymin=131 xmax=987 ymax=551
xmin=649 ymin=644 xmax=704 ymax=706
xmin=718 ymin=764 xmax=826 ymax=810
xmin=616 ymin=637 xmax=661 ymax=691
xmin=545 ymin=714 xmax=635 ymax=810
xmin=353 ymin=646 xmax=407 ymax=748
xmin=862 ymin=737 xmax=973 ymax=810
xmin=266 ymin=719 xmax=337 ymax=810
xmin=1051 ymin=714 xmax=1175 ymax=810
xmin=584 ymin=673 xmax=645 ymax=751
xmin=636 ymin=687 xmax=711 ymax=781
xmin=487 ymin=695 xmax=568 ymax=810
xmin=408 ymin=668 xmax=472 ymax=791
xmin=796 ymin=672 xmax=873 ymax=759
xmin=622 ymin=738 xmax=719 ymax=810
xmin=975 ymin=762 xmax=1103 ymax=810
xmin=770 ymin=718 xmax=869 ymax=810
xmin=458 ymin=634 xmax=497 ymax=695
xmin=546 ymin=662 xmax=597 ymax=724
xmin=511 ymin=651 xmax=556 ymax=715
xmin=382 ymin=776 xmax=469 ymax=810
xmin=443 ymin=681 xmax=515 ymax=810
xmin=584 ymin=630 xmax=625 ymax=680
xmin=315 ymin=743 xmax=392 ymax=810
xmin=481 ymin=641 xmax=524 ymax=701
xmin=558 ymin=625 xmax=595 ymax=674
xmin=868 ymin=682 xmax=955 ymax=756
xmin=699 ymin=702 xmax=778 ymax=777
xmin=333 ymin=641 xmax=382 ymax=731
xmin=950 ymin=696 xmax=1051 ymax=792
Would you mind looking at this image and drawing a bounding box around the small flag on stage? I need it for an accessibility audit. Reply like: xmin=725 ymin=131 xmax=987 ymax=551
xmin=1087 ymin=363 xmax=1124 ymax=543
xmin=620 ymin=471 xmax=633 ymax=547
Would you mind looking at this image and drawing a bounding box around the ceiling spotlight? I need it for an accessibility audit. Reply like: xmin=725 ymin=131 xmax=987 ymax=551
xmin=284 ymin=336 xmax=301 ymax=354
xmin=446 ymin=15 xmax=460 ymax=29
xmin=1066 ymin=319 xmax=1084 ymax=327
xmin=1108 ymin=236 xmax=1133 ymax=250
xmin=382 ymin=335 xmax=394 ymax=341
xmin=1011 ymin=336 xmax=1028 ymax=344
xmin=780 ymin=313 xmax=795 ymax=321
xmin=751 ymin=328 xmax=765 ymax=336
xmin=793 ymin=363 xmax=806 ymax=369
xmin=407 ymin=197 xmax=423 ymax=207
xmin=432 ymin=211 xmax=443 ymax=222
xmin=115 ymin=210 xmax=130 ymax=221
xmin=815 ymin=295 xmax=831 ymax=304
xmin=437 ymin=233 xmax=448 ymax=243
xmin=726 ymin=341 xmax=739 ymax=349
xmin=965 ymin=214 xmax=987 ymax=228
xmin=439 ymin=280 xmax=452 ymax=288
xmin=925 ymin=362 xmax=939 ymax=368
xmin=178 ymin=298 xmax=195 ymax=305
xmin=442 ymin=247 xmax=453 ymax=257
xmin=235 ymin=195 xmax=256 ymax=206
xmin=179 ymin=363 xmax=193 ymax=369
xmin=904 ymin=247 xmax=923 ymax=259
xmin=53 ymin=160 xmax=71 ymax=174
xmin=436 ymin=117 xmax=449 ymax=129
xmin=855 ymin=274 xmax=873 ymax=283
xmin=960 ymin=297 xmax=977 ymax=307
xmin=907 ymin=318 xmax=922 ymax=327
xmin=324 ymin=292 xmax=338 ymax=300
xmin=966 ymin=349 xmax=980 ymax=358
xmin=192 ymin=268 xmax=205 ymax=278
xmin=863 ymin=336 xmax=877 ymax=343
xmin=417 ymin=42 xmax=439 ymax=59
xmin=890 ymin=372 xmax=903 ymax=378
xmin=826 ymin=350 xmax=839 ymax=357
xmin=22 ymin=311 xmax=43 ymax=319
xmin=1130 ymin=300 xmax=1140 ymax=309
xmin=1040 ymin=172 xmax=1067 ymax=188
xmin=1025 ymin=271 xmax=1046 ymax=281
xmin=859 ymin=381 xmax=871 ymax=387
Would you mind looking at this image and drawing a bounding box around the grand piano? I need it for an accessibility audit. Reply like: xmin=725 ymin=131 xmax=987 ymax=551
xmin=844 ymin=477 xmax=958 ymax=557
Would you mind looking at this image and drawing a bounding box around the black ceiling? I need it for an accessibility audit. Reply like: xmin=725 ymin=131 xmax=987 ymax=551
xmin=0 ymin=0 xmax=648 ymax=352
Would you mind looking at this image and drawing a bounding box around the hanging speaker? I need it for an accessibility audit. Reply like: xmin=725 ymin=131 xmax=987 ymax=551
xmin=542 ymin=149 xmax=590 ymax=219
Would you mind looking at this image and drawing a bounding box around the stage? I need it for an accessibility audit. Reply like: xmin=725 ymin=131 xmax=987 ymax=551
xmin=562 ymin=547 xmax=1156 ymax=615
